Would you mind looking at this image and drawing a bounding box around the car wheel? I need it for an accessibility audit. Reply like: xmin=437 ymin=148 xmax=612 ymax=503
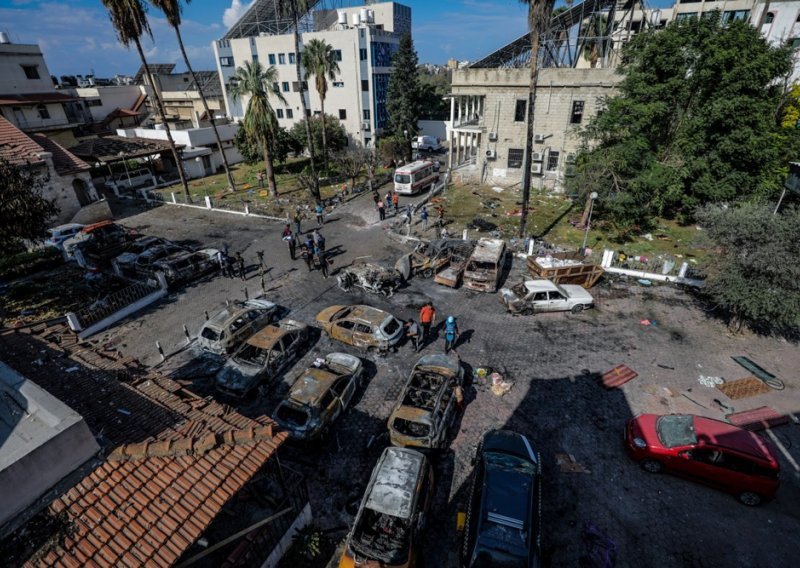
xmin=521 ymin=307 xmax=534 ymax=316
xmin=640 ymin=459 xmax=663 ymax=473
xmin=738 ymin=491 xmax=763 ymax=506
xmin=571 ymin=304 xmax=585 ymax=314
xmin=422 ymin=268 xmax=433 ymax=278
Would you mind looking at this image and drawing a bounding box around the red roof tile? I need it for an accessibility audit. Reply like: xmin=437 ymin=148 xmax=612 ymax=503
xmin=0 ymin=114 xmax=46 ymax=167
xmin=30 ymin=134 xmax=90 ymax=175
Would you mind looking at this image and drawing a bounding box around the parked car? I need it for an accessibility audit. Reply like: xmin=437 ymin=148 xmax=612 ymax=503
xmin=625 ymin=413 xmax=780 ymax=506
xmin=197 ymin=299 xmax=279 ymax=355
xmin=340 ymin=447 xmax=434 ymax=568
xmin=499 ymin=279 xmax=595 ymax=315
xmin=112 ymin=236 xmax=168 ymax=275
xmin=462 ymin=429 xmax=542 ymax=568
xmin=388 ymin=354 xmax=463 ymax=451
xmin=411 ymin=135 xmax=443 ymax=153
xmin=63 ymin=221 xmax=130 ymax=259
xmin=273 ymin=353 xmax=363 ymax=441
xmin=151 ymin=248 xmax=219 ymax=287
xmin=215 ymin=319 xmax=309 ymax=398
xmin=45 ymin=223 xmax=84 ymax=249
xmin=134 ymin=243 xmax=187 ymax=276
xmin=463 ymin=238 xmax=506 ymax=293
xmin=336 ymin=260 xmax=408 ymax=297
xmin=316 ymin=305 xmax=403 ymax=352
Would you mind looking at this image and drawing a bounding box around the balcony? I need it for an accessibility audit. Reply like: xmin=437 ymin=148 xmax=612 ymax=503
xmin=14 ymin=116 xmax=86 ymax=133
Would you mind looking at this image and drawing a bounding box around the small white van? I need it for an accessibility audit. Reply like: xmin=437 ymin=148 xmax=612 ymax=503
xmin=411 ymin=135 xmax=442 ymax=152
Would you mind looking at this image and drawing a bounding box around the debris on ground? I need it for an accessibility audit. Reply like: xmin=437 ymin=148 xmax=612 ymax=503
xmin=467 ymin=217 xmax=498 ymax=232
xmin=581 ymin=522 xmax=617 ymax=568
xmin=639 ymin=319 xmax=657 ymax=326
xmin=731 ymin=356 xmax=785 ymax=390
xmin=491 ymin=186 xmax=505 ymax=193
xmin=697 ymin=375 xmax=724 ymax=388
xmin=490 ymin=372 xmax=513 ymax=396
xmin=556 ymin=453 xmax=591 ymax=473
xmin=601 ymin=365 xmax=638 ymax=389
xmin=716 ymin=376 xmax=772 ymax=400
xmin=726 ymin=407 xmax=790 ymax=431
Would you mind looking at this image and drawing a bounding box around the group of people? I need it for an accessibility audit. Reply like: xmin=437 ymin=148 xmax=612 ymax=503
xmin=403 ymin=301 xmax=460 ymax=355
xmin=216 ymin=248 xmax=247 ymax=281
xmin=282 ymin=210 xmax=330 ymax=278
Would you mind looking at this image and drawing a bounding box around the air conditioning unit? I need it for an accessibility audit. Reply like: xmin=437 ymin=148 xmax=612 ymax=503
xmin=531 ymin=163 xmax=543 ymax=174
xmin=486 ymin=150 xmax=497 ymax=159
xmin=362 ymin=121 xmax=371 ymax=131
xmin=531 ymin=152 xmax=543 ymax=162
xmin=533 ymin=133 xmax=545 ymax=143
xmin=566 ymin=153 xmax=576 ymax=164
xmin=488 ymin=132 xmax=498 ymax=141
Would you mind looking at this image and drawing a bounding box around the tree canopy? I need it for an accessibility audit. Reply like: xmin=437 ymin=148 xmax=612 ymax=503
xmin=570 ymin=14 xmax=798 ymax=233
xmin=0 ymin=159 xmax=59 ymax=253
xmin=289 ymin=114 xmax=347 ymax=157
xmin=387 ymin=33 xmax=422 ymax=159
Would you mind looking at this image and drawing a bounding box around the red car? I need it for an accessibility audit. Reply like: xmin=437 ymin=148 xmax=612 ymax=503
xmin=625 ymin=414 xmax=780 ymax=506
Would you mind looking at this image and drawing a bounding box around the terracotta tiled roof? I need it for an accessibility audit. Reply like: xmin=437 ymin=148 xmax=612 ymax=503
xmin=0 ymin=115 xmax=46 ymax=167
xmin=30 ymin=134 xmax=90 ymax=175
xmin=0 ymin=92 xmax=78 ymax=106
xmin=131 ymin=93 xmax=148 ymax=113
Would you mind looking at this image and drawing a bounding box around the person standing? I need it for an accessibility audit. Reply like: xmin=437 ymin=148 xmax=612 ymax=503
xmin=385 ymin=191 xmax=392 ymax=211
xmin=313 ymin=229 xmax=325 ymax=252
xmin=419 ymin=302 xmax=436 ymax=344
xmin=282 ymin=224 xmax=296 ymax=260
xmin=315 ymin=203 xmax=325 ymax=226
xmin=300 ymin=243 xmax=314 ymax=271
xmin=315 ymin=245 xmax=329 ymax=279
xmin=257 ymin=171 xmax=265 ymax=188
xmin=405 ymin=204 xmax=413 ymax=224
xmin=377 ymin=199 xmax=386 ymax=221
xmin=216 ymin=249 xmax=229 ymax=278
xmin=420 ymin=206 xmax=428 ymax=232
xmin=372 ymin=190 xmax=380 ymax=205
xmin=392 ymin=192 xmax=400 ymax=215
xmin=444 ymin=315 xmax=459 ymax=354
xmin=235 ymin=252 xmax=246 ymax=281
xmin=293 ymin=212 xmax=302 ymax=236
xmin=404 ymin=319 xmax=421 ymax=352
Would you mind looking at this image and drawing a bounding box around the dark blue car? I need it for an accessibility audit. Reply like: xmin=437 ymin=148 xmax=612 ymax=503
xmin=462 ymin=429 xmax=542 ymax=568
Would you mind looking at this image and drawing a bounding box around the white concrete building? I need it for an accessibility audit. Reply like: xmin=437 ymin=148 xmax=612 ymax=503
xmin=213 ymin=1 xmax=411 ymax=147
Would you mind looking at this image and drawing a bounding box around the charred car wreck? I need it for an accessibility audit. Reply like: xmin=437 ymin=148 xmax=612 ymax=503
xmin=337 ymin=259 xmax=410 ymax=297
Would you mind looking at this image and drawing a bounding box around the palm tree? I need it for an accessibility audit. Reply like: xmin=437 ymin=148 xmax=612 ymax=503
xmin=582 ymin=14 xmax=609 ymax=68
xmin=101 ymin=0 xmax=191 ymax=203
xmin=150 ymin=0 xmax=236 ymax=192
xmin=518 ymin=0 xmax=556 ymax=238
xmin=301 ymin=38 xmax=340 ymax=172
xmin=278 ymin=0 xmax=320 ymax=200
xmin=228 ymin=61 xmax=287 ymax=197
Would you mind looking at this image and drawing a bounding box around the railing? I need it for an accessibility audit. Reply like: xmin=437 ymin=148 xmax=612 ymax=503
xmin=73 ymin=280 xmax=161 ymax=329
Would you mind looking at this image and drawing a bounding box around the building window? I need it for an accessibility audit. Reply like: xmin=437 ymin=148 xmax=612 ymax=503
xmin=363 ymin=109 xmax=370 ymax=120
xmin=219 ymin=57 xmax=233 ymax=67
xmin=361 ymin=79 xmax=369 ymax=92
xmin=272 ymin=82 xmax=279 ymax=93
xmin=333 ymin=81 xmax=344 ymax=87
xmin=570 ymin=100 xmax=585 ymax=124
xmin=37 ymin=105 xmax=50 ymax=119
xmin=282 ymin=82 xmax=290 ymax=92
xmin=722 ymin=10 xmax=750 ymax=23
xmin=306 ymin=109 xmax=311 ymax=117
xmin=791 ymin=38 xmax=800 ymax=49
xmin=292 ymin=81 xmax=300 ymax=92
xmin=276 ymin=109 xmax=284 ymax=118
xmin=339 ymin=109 xmax=347 ymax=120
xmin=546 ymin=150 xmax=560 ymax=172
xmin=289 ymin=52 xmax=296 ymax=64
xmin=514 ymin=99 xmax=526 ymax=122
xmin=22 ymin=65 xmax=40 ymax=79
xmin=333 ymin=49 xmax=342 ymax=61
xmin=765 ymin=12 xmax=775 ymax=24
xmin=507 ymin=149 xmax=524 ymax=169
xmin=286 ymin=109 xmax=293 ymax=119
xmin=268 ymin=54 xmax=276 ymax=65
xmin=252 ymin=54 xmax=258 ymax=63
xmin=278 ymin=53 xmax=286 ymax=64
xmin=360 ymin=48 xmax=367 ymax=61
xmin=675 ymin=13 xmax=698 ymax=22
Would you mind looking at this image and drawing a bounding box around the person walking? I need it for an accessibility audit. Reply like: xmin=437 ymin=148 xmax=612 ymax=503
xmin=315 ymin=203 xmax=325 ymax=226
xmin=444 ymin=315 xmax=459 ymax=354
xmin=419 ymin=302 xmax=436 ymax=344
xmin=385 ymin=191 xmax=392 ymax=211
xmin=420 ymin=205 xmax=428 ymax=232
xmin=313 ymin=229 xmax=325 ymax=252
xmin=224 ymin=253 xmax=235 ymax=279
xmin=377 ymin=199 xmax=386 ymax=221
xmin=315 ymin=245 xmax=329 ymax=279
xmin=405 ymin=204 xmax=413 ymax=224
xmin=392 ymin=192 xmax=400 ymax=215
xmin=235 ymin=252 xmax=246 ymax=281
xmin=300 ymin=243 xmax=314 ymax=271
xmin=282 ymin=224 xmax=296 ymax=260
xmin=216 ymin=249 xmax=229 ymax=278
xmin=372 ymin=190 xmax=380 ymax=205
xmin=257 ymin=171 xmax=265 ymax=188
xmin=293 ymin=212 xmax=302 ymax=236
xmin=404 ymin=319 xmax=421 ymax=352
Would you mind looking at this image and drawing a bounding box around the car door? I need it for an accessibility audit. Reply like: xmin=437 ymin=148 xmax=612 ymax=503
xmin=547 ymin=290 xmax=570 ymax=312
xmin=673 ymin=448 xmax=728 ymax=487
xmin=266 ymin=339 xmax=287 ymax=377
xmin=352 ymin=323 xmax=374 ymax=348
xmin=333 ymin=375 xmax=357 ymax=409
xmin=318 ymin=389 xmax=339 ymax=426
xmin=332 ymin=320 xmax=355 ymax=344
xmin=282 ymin=332 xmax=300 ymax=365
xmin=529 ymin=292 xmax=549 ymax=312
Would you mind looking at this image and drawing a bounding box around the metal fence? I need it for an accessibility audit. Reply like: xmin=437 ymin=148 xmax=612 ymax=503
xmin=74 ymin=280 xmax=161 ymax=329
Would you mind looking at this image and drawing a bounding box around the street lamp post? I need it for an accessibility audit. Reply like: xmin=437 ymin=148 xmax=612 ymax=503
xmin=403 ymin=128 xmax=410 ymax=164
xmin=581 ymin=192 xmax=599 ymax=253
xmin=118 ymin=151 xmax=132 ymax=189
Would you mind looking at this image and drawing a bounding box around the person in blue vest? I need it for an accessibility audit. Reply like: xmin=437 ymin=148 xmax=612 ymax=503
xmin=444 ymin=315 xmax=459 ymax=354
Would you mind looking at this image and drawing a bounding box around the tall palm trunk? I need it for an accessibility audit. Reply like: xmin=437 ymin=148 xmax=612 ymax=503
xmin=174 ymin=29 xmax=236 ymax=192
xmin=263 ymin=145 xmax=277 ymax=197
xmin=291 ymin=9 xmax=320 ymax=200
xmin=134 ymin=38 xmax=191 ymax=203
xmin=320 ymin=97 xmax=328 ymax=172
xmin=519 ymin=0 xmax=554 ymax=238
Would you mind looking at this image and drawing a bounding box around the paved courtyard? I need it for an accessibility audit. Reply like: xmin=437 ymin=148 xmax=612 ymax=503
xmin=90 ymin=194 xmax=800 ymax=566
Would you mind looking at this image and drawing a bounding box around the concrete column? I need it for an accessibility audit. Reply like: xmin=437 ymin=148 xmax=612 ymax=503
xmin=449 ymin=96 xmax=455 ymax=131
xmin=448 ymin=131 xmax=454 ymax=169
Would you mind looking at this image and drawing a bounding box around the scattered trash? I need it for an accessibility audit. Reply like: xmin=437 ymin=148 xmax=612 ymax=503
xmin=731 ymin=356 xmax=784 ymax=390
xmin=639 ymin=319 xmax=657 ymax=326
xmin=490 ymin=372 xmax=513 ymax=396
xmin=581 ymin=522 xmax=617 ymax=568
xmin=467 ymin=217 xmax=498 ymax=232
xmin=657 ymin=364 xmax=675 ymax=370
xmin=556 ymin=453 xmax=591 ymax=473
xmin=698 ymin=375 xmax=724 ymax=388
xmin=712 ymin=398 xmax=733 ymax=412
xmin=716 ymin=376 xmax=771 ymax=400
xmin=491 ymin=186 xmax=505 ymax=193
xmin=116 ymin=408 xmax=131 ymax=416
xmin=726 ymin=406 xmax=789 ymax=431
xmin=505 ymin=209 xmax=523 ymax=217
xmin=681 ymin=392 xmax=708 ymax=409
xmin=638 ymin=279 xmax=652 ymax=286
xmin=643 ymin=233 xmax=654 ymax=241
xmin=601 ymin=365 xmax=638 ymax=389
xmin=65 ymin=366 xmax=79 ymax=373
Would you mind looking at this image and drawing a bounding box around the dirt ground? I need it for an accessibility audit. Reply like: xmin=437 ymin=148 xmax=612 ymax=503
xmin=13 ymin=194 xmax=800 ymax=567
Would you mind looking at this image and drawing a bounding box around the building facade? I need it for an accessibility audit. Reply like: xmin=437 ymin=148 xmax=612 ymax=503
xmin=213 ymin=1 xmax=411 ymax=147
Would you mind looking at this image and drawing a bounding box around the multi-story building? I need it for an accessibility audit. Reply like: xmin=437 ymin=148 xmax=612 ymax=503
xmin=213 ymin=1 xmax=411 ymax=147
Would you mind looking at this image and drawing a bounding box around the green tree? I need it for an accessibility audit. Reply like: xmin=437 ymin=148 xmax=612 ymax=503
xmin=150 ymin=0 xmax=236 ymax=192
xmin=101 ymin=0 xmax=191 ymax=202
xmin=334 ymin=149 xmax=364 ymax=193
xmin=234 ymin=124 xmax=296 ymax=165
xmin=301 ymin=38 xmax=340 ymax=172
xmin=289 ymin=114 xmax=347 ymax=158
xmin=417 ymin=70 xmax=450 ymax=120
xmin=228 ymin=60 xmax=287 ymax=196
xmin=278 ymin=0 xmax=320 ymax=200
xmin=697 ymin=203 xmax=800 ymax=335
xmin=387 ymin=33 xmax=422 ymax=161
xmin=378 ymin=135 xmax=406 ymax=165
xmin=570 ymin=15 xmax=795 ymax=232
xmin=518 ymin=0 xmax=556 ymax=238
xmin=0 ymin=159 xmax=58 ymax=252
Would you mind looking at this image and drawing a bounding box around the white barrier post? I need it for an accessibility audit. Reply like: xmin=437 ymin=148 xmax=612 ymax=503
xmin=205 ymin=195 xmax=212 ymax=209
xmin=171 ymin=192 xmax=177 ymax=204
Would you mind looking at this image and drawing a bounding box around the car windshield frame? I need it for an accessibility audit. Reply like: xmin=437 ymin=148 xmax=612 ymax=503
xmin=656 ymin=415 xmax=697 ymax=448
xmin=233 ymin=343 xmax=269 ymax=367
xmin=484 ymin=451 xmax=537 ymax=475
xmin=200 ymin=327 xmax=221 ymax=341
xmin=395 ymin=173 xmax=412 ymax=184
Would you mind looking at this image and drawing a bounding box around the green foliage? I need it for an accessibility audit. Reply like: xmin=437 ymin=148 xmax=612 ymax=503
xmin=0 ymin=247 xmax=62 ymax=281
xmin=387 ymin=33 xmax=422 ymax=155
xmin=278 ymin=525 xmax=324 ymax=568
xmin=235 ymin=125 xmax=297 ymax=165
xmin=378 ymin=135 xmax=407 ymax=164
xmin=570 ymin=14 xmax=797 ymax=231
xmin=289 ymin=115 xmax=347 ymax=156
xmin=0 ymin=159 xmax=60 ymax=252
xmin=696 ymin=203 xmax=800 ymax=335
xmin=418 ymin=69 xmax=450 ymax=120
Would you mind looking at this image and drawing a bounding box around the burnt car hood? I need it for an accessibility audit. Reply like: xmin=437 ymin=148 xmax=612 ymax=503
xmin=215 ymin=360 xmax=260 ymax=391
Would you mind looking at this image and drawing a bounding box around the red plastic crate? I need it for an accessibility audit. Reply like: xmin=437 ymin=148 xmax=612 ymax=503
xmin=602 ymin=365 xmax=638 ymax=389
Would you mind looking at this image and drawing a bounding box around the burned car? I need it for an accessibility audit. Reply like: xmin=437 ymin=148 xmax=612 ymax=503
xmin=197 ymin=298 xmax=278 ymax=355
xmin=388 ymin=354 xmax=463 ymax=451
xmin=401 ymin=239 xmax=475 ymax=279
xmin=134 ymin=243 xmax=187 ymax=276
xmin=337 ymin=259 xmax=410 ymax=297
xmin=273 ymin=353 xmax=363 ymax=441
xmin=112 ymin=236 xmax=169 ymax=276
xmin=339 ymin=447 xmax=434 ymax=568
xmin=316 ymin=305 xmax=403 ymax=352
xmin=499 ymin=279 xmax=594 ymax=315
xmin=215 ymin=319 xmax=308 ymax=398
xmin=151 ymin=248 xmax=219 ymax=287
xmin=463 ymin=238 xmax=506 ymax=293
